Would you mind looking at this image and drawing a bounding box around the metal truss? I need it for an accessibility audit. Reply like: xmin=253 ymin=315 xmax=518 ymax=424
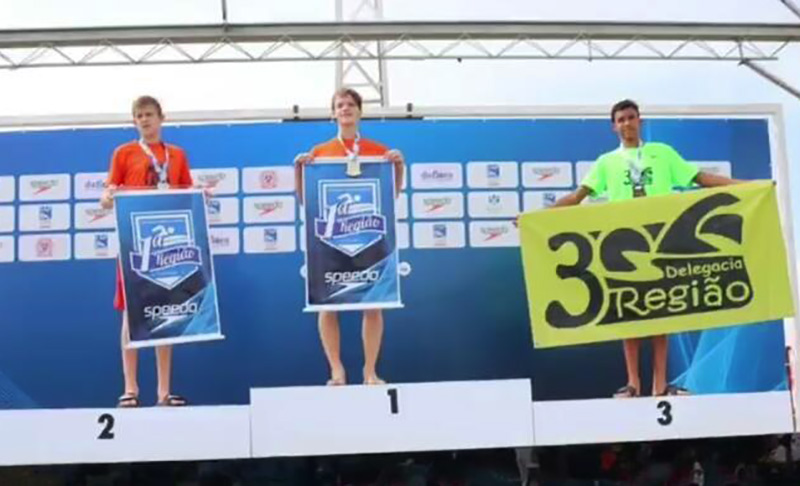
xmin=0 ymin=21 xmax=798 ymax=70
xmin=335 ymin=0 xmax=389 ymax=107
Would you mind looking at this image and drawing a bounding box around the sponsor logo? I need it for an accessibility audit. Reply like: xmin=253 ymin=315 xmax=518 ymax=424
xmin=433 ymin=223 xmax=447 ymax=241
xmin=39 ymin=206 xmax=53 ymax=226
xmin=256 ymin=201 xmax=283 ymax=216
xmin=421 ymin=169 xmax=455 ymax=182
xmin=36 ymin=238 xmax=53 ymax=257
xmin=94 ymin=234 xmax=109 ymax=250
xmin=129 ymin=211 xmax=202 ymax=290
xmin=263 ymin=228 xmax=278 ymax=245
xmin=32 ymin=179 xmax=58 ymax=195
xmin=533 ymin=168 xmax=558 ymax=181
xmin=260 ymin=170 xmax=278 ymax=189
xmin=87 ymin=208 xmax=111 ymax=223
xmin=207 ymin=199 xmax=221 ymax=215
xmin=424 ymin=196 xmax=452 ymax=213
xmin=487 ymin=164 xmax=501 ymax=180
xmin=315 ymin=180 xmax=386 ymax=257
xmin=481 ymin=225 xmax=508 ymax=241
xmin=197 ymin=172 xmax=227 ymax=189
xmin=543 ymin=192 xmax=558 ymax=207
xmin=325 ymin=268 xmax=381 ymax=298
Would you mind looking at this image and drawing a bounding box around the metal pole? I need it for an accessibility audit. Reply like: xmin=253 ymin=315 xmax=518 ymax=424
xmin=741 ymin=59 xmax=800 ymax=101
xmin=779 ymin=0 xmax=800 ymax=20
xmin=221 ymin=0 xmax=228 ymax=24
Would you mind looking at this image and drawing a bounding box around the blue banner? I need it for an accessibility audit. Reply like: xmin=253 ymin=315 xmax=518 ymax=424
xmin=115 ymin=190 xmax=224 ymax=347
xmin=304 ymin=159 xmax=402 ymax=311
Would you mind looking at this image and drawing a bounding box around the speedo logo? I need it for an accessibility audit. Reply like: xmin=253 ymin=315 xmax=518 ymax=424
xmin=532 ymin=168 xmax=558 ymax=181
xmin=256 ymin=201 xmax=283 ymax=215
xmin=32 ymin=180 xmax=58 ymax=194
xmin=325 ymin=269 xmax=379 ymax=285
xmin=144 ymin=301 xmax=198 ymax=319
xmin=424 ymin=197 xmax=451 ymax=212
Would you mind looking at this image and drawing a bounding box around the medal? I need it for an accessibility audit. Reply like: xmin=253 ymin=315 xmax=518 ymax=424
xmin=340 ymin=133 xmax=362 ymax=178
xmin=139 ymin=139 xmax=170 ymax=190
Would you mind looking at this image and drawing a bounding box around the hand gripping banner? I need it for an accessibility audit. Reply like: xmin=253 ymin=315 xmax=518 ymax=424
xmin=115 ymin=190 xmax=224 ymax=348
xmin=303 ymin=158 xmax=402 ymax=311
xmin=519 ymin=181 xmax=795 ymax=348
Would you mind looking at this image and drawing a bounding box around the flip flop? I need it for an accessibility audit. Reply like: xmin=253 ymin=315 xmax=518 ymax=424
xmin=157 ymin=394 xmax=188 ymax=407
xmin=117 ymin=393 xmax=139 ymax=408
xmin=364 ymin=376 xmax=386 ymax=385
xmin=326 ymin=375 xmax=346 ymax=386
xmin=613 ymin=385 xmax=640 ymax=398
xmin=658 ymin=385 xmax=690 ymax=396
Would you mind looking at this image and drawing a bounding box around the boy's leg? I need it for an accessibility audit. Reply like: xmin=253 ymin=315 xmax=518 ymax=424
xmin=319 ymin=311 xmax=346 ymax=385
xmin=120 ymin=313 xmax=139 ymax=403
xmin=362 ymin=309 xmax=384 ymax=385
xmin=156 ymin=345 xmax=173 ymax=403
xmin=652 ymin=335 xmax=669 ymax=396
xmin=615 ymin=338 xmax=642 ymax=397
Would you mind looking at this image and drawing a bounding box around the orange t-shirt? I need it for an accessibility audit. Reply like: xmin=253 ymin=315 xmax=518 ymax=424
xmin=311 ymin=138 xmax=388 ymax=159
xmin=107 ymin=140 xmax=193 ymax=189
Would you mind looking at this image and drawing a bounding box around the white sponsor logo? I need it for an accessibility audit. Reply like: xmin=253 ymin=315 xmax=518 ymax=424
xmin=206 ymin=197 xmax=240 ymax=225
xmin=0 ymin=176 xmax=15 ymax=203
xmin=74 ymin=231 xmax=119 ymax=259
xmin=467 ymin=161 xmax=519 ymax=188
xmin=19 ymin=174 xmax=71 ymax=201
xmin=144 ymin=301 xmax=198 ymax=320
xmin=411 ymin=192 xmax=464 ymax=219
xmin=244 ymin=225 xmax=296 ymax=253
xmin=19 ymin=203 xmax=71 ymax=232
xmin=396 ymin=193 xmax=408 ymax=220
xmin=523 ymin=191 xmax=572 ymax=211
xmin=243 ymin=166 xmax=295 ymax=194
xmin=209 ymin=227 xmax=240 ymax=255
xmin=397 ymin=222 xmax=410 ymax=250
xmin=694 ymin=161 xmax=732 ymax=178
xmin=191 ymin=168 xmax=239 ymax=195
xmin=0 ymin=205 xmax=14 ymax=232
xmin=521 ymin=162 xmax=573 ymax=188
xmin=575 ymin=161 xmax=595 ymax=186
xmin=74 ymin=202 xmax=115 ymax=229
xmin=73 ymin=172 xmax=107 ymax=200
xmin=412 ymin=221 xmax=465 ymax=249
xmin=411 ymin=163 xmax=463 ymax=189
xmin=469 ymin=221 xmax=519 ymax=248
xmin=18 ymin=233 xmax=71 ymax=262
xmin=0 ymin=235 xmax=14 ymax=262
xmin=243 ymin=195 xmax=296 ymax=223
xmin=467 ymin=191 xmax=520 ymax=218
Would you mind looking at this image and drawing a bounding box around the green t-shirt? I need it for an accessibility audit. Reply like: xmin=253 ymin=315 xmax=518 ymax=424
xmin=581 ymin=142 xmax=699 ymax=201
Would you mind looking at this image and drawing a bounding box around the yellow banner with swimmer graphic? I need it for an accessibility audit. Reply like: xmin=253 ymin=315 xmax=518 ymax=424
xmin=519 ymin=181 xmax=795 ymax=348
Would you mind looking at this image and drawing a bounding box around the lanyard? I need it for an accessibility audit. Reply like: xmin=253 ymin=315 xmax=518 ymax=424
xmin=138 ymin=139 xmax=170 ymax=189
xmin=339 ymin=132 xmax=362 ymax=177
xmin=338 ymin=132 xmax=361 ymax=161
xmin=620 ymin=141 xmax=645 ymax=194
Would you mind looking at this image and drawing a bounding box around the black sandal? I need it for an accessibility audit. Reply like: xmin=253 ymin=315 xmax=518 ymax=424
xmin=157 ymin=394 xmax=188 ymax=407
xmin=117 ymin=393 xmax=139 ymax=408
xmin=613 ymin=385 xmax=640 ymax=398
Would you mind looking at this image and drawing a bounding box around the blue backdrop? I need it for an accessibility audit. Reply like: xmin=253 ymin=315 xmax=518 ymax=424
xmin=0 ymin=116 xmax=786 ymax=408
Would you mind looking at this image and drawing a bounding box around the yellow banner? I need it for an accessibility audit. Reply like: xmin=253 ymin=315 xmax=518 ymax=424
xmin=519 ymin=181 xmax=795 ymax=348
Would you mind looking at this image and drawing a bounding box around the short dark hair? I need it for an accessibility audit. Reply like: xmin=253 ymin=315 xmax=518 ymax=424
xmin=611 ymin=99 xmax=639 ymax=122
xmin=132 ymin=95 xmax=164 ymax=117
xmin=331 ymin=88 xmax=363 ymax=112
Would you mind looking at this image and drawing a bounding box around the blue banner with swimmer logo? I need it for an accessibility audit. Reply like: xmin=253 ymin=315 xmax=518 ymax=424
xmin=303 ymin=159 xmax=402 ymax=311
xmin=115 ymin=190 xmax=224 ymax=348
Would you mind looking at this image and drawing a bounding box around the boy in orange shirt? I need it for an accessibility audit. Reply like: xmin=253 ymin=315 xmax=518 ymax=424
xmin=100 ymin=95 xmax=193 ymax=407
xmin=295 ymin=88 xmax=404 ymax=385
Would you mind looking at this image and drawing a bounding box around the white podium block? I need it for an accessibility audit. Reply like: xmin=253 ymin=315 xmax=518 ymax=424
xmin=533 ymin=391 xmax=793 ymax=446
xmin=0 ymin=405 xmax=251 ymax=466
xmin=250 ymin=379 xmax=533 ymax=457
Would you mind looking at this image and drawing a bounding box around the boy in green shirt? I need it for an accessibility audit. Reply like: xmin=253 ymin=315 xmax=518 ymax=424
xmin=554 ymin=99 xmax=739 ymax=397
